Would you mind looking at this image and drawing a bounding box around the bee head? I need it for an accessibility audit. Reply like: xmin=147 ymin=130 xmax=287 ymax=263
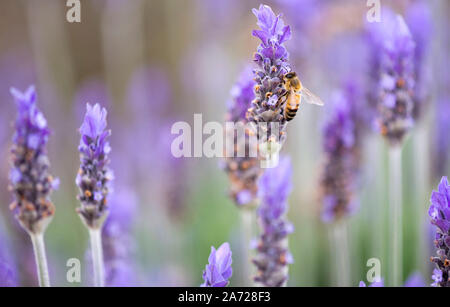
xmin=284 ymin=72 xmax=297 ymax=80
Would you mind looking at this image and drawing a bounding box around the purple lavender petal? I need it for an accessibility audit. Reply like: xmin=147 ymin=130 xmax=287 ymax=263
xmin=429 ymin=176 xmax=450 ymax=287
xmin=201 ymin=242 xmax=233 ymax=287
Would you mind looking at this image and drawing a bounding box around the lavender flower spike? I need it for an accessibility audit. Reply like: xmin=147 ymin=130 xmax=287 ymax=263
xmin=254 ymin=156 xmax=294 ymax=286
xmin=224 ymin=66 xmax=262 ymax=206
xmin=9 ymin=85 xmax=57 ymax=287
xmin=369 ymin=11 xmax=416 ymax=145
xmin=247 ymin=5 xmax=292 ymax=163
xmin=9 ymin=86 xmax=57 ymax=234
xmin=428 ymin=176 xmax=450 ymax=287
xmin=77 ymin=103 xmax=112 ymax=287
xmin=201 ymin=242 xmax=232 ymax=287
xmin=76 ymin=103 xmax=113 ymax=229
xmin=321 ymin=85 xmax=361 ymax=223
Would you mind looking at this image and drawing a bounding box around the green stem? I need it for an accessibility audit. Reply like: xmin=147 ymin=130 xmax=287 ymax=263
xmin=241 ymin=209 xmax=255 ymax=287
xmin=89 ymin=228 xmax=105 ymax=287
xmin=30 ymin=232 xmax=51 ymax=287
xmin=332 ymin=221 xmax=351 ymax=287
xmin=389 ymin=146 xmax=403 ymax=287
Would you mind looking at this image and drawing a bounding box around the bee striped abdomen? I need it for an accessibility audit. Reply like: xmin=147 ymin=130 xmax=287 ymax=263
xmin=284 ymin=92 xmax=300 ymax=121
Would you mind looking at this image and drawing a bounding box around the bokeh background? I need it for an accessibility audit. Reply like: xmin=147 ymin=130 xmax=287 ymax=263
xmin=0 ymin=0 xmax=448 ymax=286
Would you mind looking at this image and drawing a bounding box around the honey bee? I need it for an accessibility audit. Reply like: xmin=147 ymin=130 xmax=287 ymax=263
xmin=280 ymin=72 xmax=324 ymax=121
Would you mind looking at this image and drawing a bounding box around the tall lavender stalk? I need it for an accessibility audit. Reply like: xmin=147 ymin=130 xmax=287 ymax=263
xmin=224 ymin=66 xmax=260 ymax=207
xmin=8 ymin=86 xmax=58 ymax=287
xmin=367 ymin=10 xmax=416 ymax=286
xmin=224 ymin=66 xmax=261 ymax=285
xmin=247 ymin=4 xmax=292 ymax=167
xmin=253 ymin=157 xmax=293 ymax=287
xmin=76 ymin=103 xmax=113 ymax=287
xmin=320 ymin=84 xmax=361 ymax=286
xmin=428 ymin=177 xmax=450 ymax=287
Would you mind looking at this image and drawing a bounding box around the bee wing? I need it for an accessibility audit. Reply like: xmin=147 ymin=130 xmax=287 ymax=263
xmin=301 ymin=87 xmax=324 ymax=106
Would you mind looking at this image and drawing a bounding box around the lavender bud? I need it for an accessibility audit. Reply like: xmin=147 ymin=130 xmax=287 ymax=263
xmin=201 ymin=242 xmax=232 ymax=287
xmin=247 ymin=5 xmax=292 ymax=155
xmin=253 ymin=157 xmax=293 ymax=287
xmin=428 ymin=176 xmax=450 ymax=287
xmin=367 ymin=10 xmax=416 ymax=145
xmin=224 ymin=67 xmax=262 ymax=207
xmin=76 ymin=103 xmax=113 ymax=229
xmin=9 ymin=86 xmax=57 ymax=235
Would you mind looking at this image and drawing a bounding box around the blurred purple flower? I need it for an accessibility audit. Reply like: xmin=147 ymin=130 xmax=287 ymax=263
xmin=254 ymin=157 xmax=294 ymax=287
xmin=428 ymin=176 xmax=450 ymax=287
xmin=434 ymin=99 xmax=450 ymax=177
xmin=102 ymin=187 xmax=138 ymax=286
xmin=115 ymin=67 xmax=187 ymax=220
xmin=9 ymin=86 xmax=57 ymax=234
xmin=0 ymin=228 xmax=18 ymax=287
xmin=321 ymin=82 xmax=362 ymax=223
xmin=201 ymin=242 xmax=232 ymax=287
xmin=406 ymin=1 xmax=433 ymax=120
xmin=76 ymin=103 xmax=113 ymax=229
xmin=224 ymin=67 xmax=262 ymax=207
xmin=366 ymin=10 xmax=416 ymax=145
xmin=403 ymin=272 xmax=426 ymax=287
xmin=227 ymin=66 xmax=256 ymax=122
xmin=247 ymin=4 xmax=292 ymax=146
xmin=276 ymin=0 xmax=320 ymax=63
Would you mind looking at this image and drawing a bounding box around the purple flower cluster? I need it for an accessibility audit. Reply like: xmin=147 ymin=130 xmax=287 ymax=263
xmin=224 ymin=67 xmax=262 ymax=206
xmin=102 ymin=188 xmax=138 ymax=286
xmin=201 ymin=242 xmax=232 ymax=287
xmin=247 ymin=4 xmax=292 ymax=147
xmin=253 ymin=157 xmax=293 ymax=287
xmin=76 ymin=103 xmax=113 ymax=229
xmin=406 ymin=1 xmax=432 ymax=120
xmin=9 ymin=86 xmax=58 ymax=234
xmin=367 ymin=10 xmax=416 ymax=145
xmin=428 ymin=176 xmax=450 ymax=287
xmin=321 ymin=83 xmax=361 ymax=223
